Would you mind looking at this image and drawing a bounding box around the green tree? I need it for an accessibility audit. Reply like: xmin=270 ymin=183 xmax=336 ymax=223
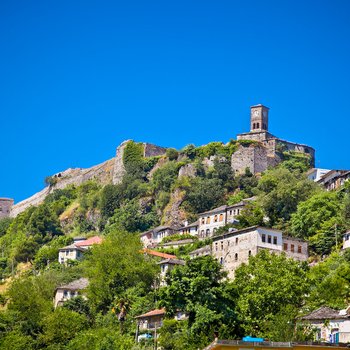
xmin=184 ymin=178 xmax=225 ymax=214
xmin=258 ymin=168 xmax=317 ymax=227
xmin=166 ymin=148 xmax=179 ymax=161
xmin=290 ymin=192 xmax=344 ymax=255
xmin=40 ymin=308 xmax=88 ymax=347
xmin=99 ymin=184 xmax=123 ymax=219
xmin=233 ymin=250 xmax=310 ymax=338
xmin=84 ymin=230 xmax=157 ymax=313
xmin=159 ymin=256 xmax=240 ymax=347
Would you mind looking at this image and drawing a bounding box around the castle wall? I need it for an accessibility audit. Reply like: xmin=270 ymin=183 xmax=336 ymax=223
xmin=0 ymin=198 xmax=14 ymax=219
xmin=231 ymin=144 xmax=270 ymax=175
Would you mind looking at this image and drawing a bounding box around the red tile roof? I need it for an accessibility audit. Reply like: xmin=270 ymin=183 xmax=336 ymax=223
xmin=75 ymin=236 xmax=103 ymax=247
xmin=135 ymin=308 xmax=166 ymax=318
xmin=142 ymin=249 xmax=176 ymax=259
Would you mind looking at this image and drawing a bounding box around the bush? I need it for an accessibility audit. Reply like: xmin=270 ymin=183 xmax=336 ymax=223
xmin=166 ymin=148 xmax=179 ymax=161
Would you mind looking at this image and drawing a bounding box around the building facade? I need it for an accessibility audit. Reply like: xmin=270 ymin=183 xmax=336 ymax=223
xmin=211 ymin=226 xmax=308 ymax=279
xmin=140 ymin=226 xmax=176 ymax=248
xmin=54 ymin=278 xmax=89 ymax=308
xmin=0 ymin=198 xmax=14 ymax=219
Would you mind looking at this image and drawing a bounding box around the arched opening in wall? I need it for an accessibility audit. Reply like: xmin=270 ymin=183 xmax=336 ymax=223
xmin=206 ymin=229 xmax=210 ymax=237
xmin=248 ymin=250 xmax=251 ymax=257
xmin=235 ymin=253 xmax=238 ymax=261
xmin=257 ymin=122 xmax=260 ymax=129
xmin=220 ymin=257 xmax=223 ymax=264
xmin=253 ymin=123 xmax=256 ymax=129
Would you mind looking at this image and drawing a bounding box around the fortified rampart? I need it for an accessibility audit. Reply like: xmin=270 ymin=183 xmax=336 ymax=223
xmin=8 ymin=140 xmax=167 ymax=218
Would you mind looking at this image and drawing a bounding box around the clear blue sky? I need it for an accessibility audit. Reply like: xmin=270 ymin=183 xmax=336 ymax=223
xmin=1 ymin=0 xmax=349 ymax=203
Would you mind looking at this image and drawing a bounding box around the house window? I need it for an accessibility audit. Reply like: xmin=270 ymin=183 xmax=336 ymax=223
xmin=262 ymin=234 xmax=266 ymax=243
xmin=220 ymin=257 xmax=223 ymax=265
xmin=214 ymin=215 xmax=218 ymax=222
xmin=253 ymin=123 xmax=256 ymax=129
xmin=248 ymin=250 xmax=251 ymax=257
xmin=273 ymin=236 xmax=277 ymax=245
xmin=229 ymin=210 xmax=232 ymax=216
xmin=201 ymin=218 xmax=205 ymax=225
xmin=63 ymin=290 xmax=68 ymax=297
xmin=206 ymin=217 xmax=211 ymax=224
xmin=215 ymin=242 xmax=218 ymax=251
xmin=206 ymin=229 xmax=210 ymax=237
xmin=219 ymin=214 xmax=224 ymax=221
xmin=227 ymin=240 xmax=230 ymax=246
xmin=291 ymin=244 xmax=295 ymax=253
xmin=268 ymin=235 xmax=272 ymax=244
xmin=257 ymin=122 xmax=260 ymax=128
xmin=235 ymin=237 xmax=238 ymax=245
xmin=298 ymin=245 xmax=302 ymax=253
xmin=65 ymin=251 xmax=68 ymax=256
xmin=283 ymin=243 xmax=288 ymax=251
xmin=237 ymin=209 xmax=240 ymax=215
xmin=221 ymin=241 xmax=224 ymax=250
xmin=235 ymin=253 xmax=238 ymax=261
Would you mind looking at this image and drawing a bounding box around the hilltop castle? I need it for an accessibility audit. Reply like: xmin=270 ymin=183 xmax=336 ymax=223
xmin=1 ymin=104 xmax=315 ymax=218
xmin=231 ymin=104 xmax=315 ymax=174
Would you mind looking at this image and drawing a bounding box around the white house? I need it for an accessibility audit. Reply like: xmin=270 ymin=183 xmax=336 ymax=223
xmin=197 ymin=202 xmax=246 ymax=239
xmin=54 ymin=278 xmax=89 ymax=308
xmin=58 ymin=236 xmax=102 ymax=264
xmin=301 ymin=306 xmax=350 ymax=343
xmin=140 ymin=226 xmax=176 ymax=248
xmin=158 ymin=258 xmax=185 ymax=286
xmin=176 ymin=220 xmax=199 ymax=236
xmin=307 ymin=168 xmax=331 ymax=182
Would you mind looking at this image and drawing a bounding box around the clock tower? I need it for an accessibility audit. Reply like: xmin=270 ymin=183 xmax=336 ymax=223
xmin=250 ymin=104 xmax=269 ymax=132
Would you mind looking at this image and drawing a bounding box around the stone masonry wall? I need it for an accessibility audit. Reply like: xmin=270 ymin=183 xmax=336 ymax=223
xmin=0 ymin=198 xmax=14 ymax=219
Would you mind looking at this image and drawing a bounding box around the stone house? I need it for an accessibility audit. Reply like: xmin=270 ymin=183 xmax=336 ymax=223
xmin=198 ymin=203 xmax=244 ymax=239
xmin=211 ymin=226 xmax=308 ymax=279
xmin=300 ymin=306 xmax=350 ymax=343
xmin=58 ymin=236 xmax=102 ymax=264
xmin=54 ymin=278 xmax=89 ymax=308
xmin=158 ymin=258 xmax=185 ymax=286
xmin=140 ymin=226 xmax=176 ymax=248
xmin=317 ymin=170 xmax=350 ymax=191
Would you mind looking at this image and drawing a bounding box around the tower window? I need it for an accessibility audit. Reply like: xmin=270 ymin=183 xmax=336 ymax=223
xmin=253 ymin=123 xmax=256 ymax=129
xmin=256 ymin=122 xmax=260 ymax=129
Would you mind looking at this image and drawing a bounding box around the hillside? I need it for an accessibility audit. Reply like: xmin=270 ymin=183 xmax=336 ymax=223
xmin=0 ymin=134 xmax=349 ymax=349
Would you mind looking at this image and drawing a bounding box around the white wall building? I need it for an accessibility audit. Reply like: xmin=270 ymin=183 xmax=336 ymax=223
xmin=301 ymin=306 xmax=350 ymax=343
xmin=54 ymin=278 xmax=89 ymax=308
xmin=307 ymin=168 xmax=331 ymax=182
xmin=140 ymin=226 xmax=175 ymax=248
xmin=211 ymin=226 xmax=308 ymax=279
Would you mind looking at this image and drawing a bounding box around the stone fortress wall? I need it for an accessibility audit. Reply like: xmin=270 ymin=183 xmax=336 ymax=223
xmin=4 ymin=104 xmax=315 ymax=218
xmin=8 ymin=141 xmax=167 ymax=218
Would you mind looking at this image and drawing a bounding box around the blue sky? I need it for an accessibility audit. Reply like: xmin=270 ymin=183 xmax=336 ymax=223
xmin=1 ymin=0 xmax=349 ymax=203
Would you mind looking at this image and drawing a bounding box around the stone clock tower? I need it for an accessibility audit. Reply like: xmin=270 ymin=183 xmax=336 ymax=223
xmin=250 ymin=104 xmax=269 ymax=132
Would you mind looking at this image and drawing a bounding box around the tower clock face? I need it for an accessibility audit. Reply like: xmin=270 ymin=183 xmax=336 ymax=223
xmin=253 ymin=110 xmax=259 ymax=116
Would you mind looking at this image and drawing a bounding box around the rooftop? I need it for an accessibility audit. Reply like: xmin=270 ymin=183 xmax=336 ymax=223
xmin=56 ymin=278 xmax=89 ymax=291
xmin=75 ymin=236 xmax=103 ymax=247
xmin=158 ymin=258 xmax=186 ymax=266
xmin=142 ymin=248 xmax=177 ymax=260
xmin=135 ymin=308 xmax=166 ymax=319
xmin=301 ymin=306 xmax=345 ymax=320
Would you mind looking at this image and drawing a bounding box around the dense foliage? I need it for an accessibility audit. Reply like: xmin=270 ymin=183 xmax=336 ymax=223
xmin=0 ymin=140 xmax=349 ymax=349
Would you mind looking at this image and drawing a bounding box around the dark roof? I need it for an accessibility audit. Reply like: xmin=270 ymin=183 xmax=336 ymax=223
xmin=59 ymin=244 xmax=86 ymax=252
xmin=189 ymin=245 xmax=211 ymax=255
xmin=199 ymin=205 xmax=228 ymax=216
xmin=57 ymin=278 xmax=89 ymax=291
xmin=301 ymin=307 xmax=342 ymax=320
xmin=186 ymin=220 xmax=199 ymax=228
xmin=140 ymin=226 xmax=174 ymax=237
xmin=158 ymin=258 xmax=185 ymax=266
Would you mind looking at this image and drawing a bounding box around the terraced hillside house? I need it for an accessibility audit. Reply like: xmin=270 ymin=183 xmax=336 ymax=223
xmin=300 ymin=306 xmax=350 ymax=343
xmin=198 ymin=202 xmax=245 ymax=239
xmin=211 ymin=226 xmax=308 ymax=279
xmin=54 ymin=278 xmax=89 ymax=308
xmin=140 ymin=226 xmax=176 ymax=248
xmin=58 ymin=236 xmax=102 ymax=264
xmin=158 ymin=258 xmax=185 ymax=286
